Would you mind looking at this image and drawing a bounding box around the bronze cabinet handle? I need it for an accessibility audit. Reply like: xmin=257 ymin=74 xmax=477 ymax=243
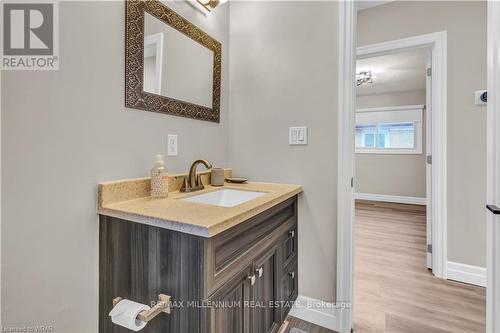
xmin=248 ymin=274 xmax=256 ymax=286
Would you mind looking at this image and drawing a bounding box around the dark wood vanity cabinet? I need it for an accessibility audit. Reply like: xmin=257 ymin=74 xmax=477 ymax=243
xmin=99 ymin=196 xmax=298 ymax=333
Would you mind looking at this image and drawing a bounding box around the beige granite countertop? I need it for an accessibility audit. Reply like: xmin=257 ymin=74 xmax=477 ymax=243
xmin=97 ymin=173 xmax=302 ymax=237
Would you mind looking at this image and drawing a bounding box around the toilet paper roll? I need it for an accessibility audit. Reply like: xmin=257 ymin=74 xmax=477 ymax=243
xmin=109 ymin=299 xmax=151 ymax=331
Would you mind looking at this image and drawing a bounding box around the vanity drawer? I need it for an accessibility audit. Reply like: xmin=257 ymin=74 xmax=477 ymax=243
xmin=213 ymin=197 xmax=296 ymax=272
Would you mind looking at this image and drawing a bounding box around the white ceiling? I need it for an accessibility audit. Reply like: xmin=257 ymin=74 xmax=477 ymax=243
xmin=357 ymin=1 xmax=395 ymax=11
xmin=356 ymin=48 xmax=428 ymax=96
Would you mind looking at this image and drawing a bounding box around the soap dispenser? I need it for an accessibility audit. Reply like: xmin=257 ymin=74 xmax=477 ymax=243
xmin=151 ymin=154 xmax=169 ymax=198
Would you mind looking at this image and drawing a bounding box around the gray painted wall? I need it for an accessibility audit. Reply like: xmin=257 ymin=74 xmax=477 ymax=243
xmin=357 ymin=90 xmax=426 ymax=109
xmin=1 ymin=1 xmax=229 ymax=330
xmin=229 ymin=1 xmax=339 ymax=302
xmin=358 ymin=1 xmax=487 ymax=267
xmin=356 ymin=90 xmax=427 ymax=198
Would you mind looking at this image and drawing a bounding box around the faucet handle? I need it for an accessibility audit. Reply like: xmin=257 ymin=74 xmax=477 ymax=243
xmin=180 ymin=176 xmax=189 ymax=192
xmin=180 ymin=159 xmax=212 ymax=193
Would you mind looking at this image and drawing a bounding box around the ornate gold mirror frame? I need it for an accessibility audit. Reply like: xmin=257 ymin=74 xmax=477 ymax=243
xmin=125 ymin=0 xmax=222 ymax=122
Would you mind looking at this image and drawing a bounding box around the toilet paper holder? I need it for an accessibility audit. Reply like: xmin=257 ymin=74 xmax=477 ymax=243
xmin=112 ymin=294 xmax=171 ymax=322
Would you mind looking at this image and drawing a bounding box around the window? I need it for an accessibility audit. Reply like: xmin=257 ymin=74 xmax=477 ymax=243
xmin=356 ymin=122 xmax=415 ymax=149
xmin=355 ymin=124 xmax=376 ymax=148
xmin=355 ymin=105 xmax=424 ymax=154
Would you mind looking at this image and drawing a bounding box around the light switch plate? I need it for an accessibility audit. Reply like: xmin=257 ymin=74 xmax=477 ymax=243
xmin=289 ymin=126 xmax=307 ymax=145
xmin=167 ymin=134 xmax=178 ymax=156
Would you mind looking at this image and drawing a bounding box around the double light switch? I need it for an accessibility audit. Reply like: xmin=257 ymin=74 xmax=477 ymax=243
xmin=289 ymin=127 xmax=307 ymax=145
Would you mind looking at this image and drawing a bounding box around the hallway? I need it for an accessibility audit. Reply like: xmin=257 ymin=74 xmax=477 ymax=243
xmin=353 ymin=200 xmax=486 ymax=333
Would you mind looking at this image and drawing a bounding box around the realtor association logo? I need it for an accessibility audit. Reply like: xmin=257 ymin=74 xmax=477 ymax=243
xmin=1 ymin=1 xmax=59 ymax=70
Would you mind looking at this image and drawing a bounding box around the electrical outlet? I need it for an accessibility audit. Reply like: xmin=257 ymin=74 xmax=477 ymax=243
xmin=167 ymin=134 xmax=178 ymax=156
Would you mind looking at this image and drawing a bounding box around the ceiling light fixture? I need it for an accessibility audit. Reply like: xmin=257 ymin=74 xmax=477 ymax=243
xmin=196 ymin=0 xmax=228 ymax=12
xmin=356 ymin=71 xmax=374 ymax=86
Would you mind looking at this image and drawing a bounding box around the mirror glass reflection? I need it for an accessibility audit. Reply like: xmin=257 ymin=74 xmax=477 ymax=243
xmin=143 ymin=12 xmax=214 ymax=108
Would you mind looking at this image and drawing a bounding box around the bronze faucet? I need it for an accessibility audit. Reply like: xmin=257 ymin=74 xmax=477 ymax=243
xmin=180 ymin=159 xmax=213 ymax=193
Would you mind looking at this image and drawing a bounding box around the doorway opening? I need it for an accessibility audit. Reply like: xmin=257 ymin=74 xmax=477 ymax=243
xmin=336 ymin=2 xmax=488 ymax=332
xmin=356 ymin=32 xmax=448 ymax=279
xmin=356 ymin=46 xmax=432 ymax=268
xmin=354 ymin=44 xmax=455 ymax=332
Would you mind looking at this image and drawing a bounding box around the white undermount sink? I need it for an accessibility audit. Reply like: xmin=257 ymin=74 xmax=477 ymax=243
xmin=182 ymin=189 xmax=265 ymax=207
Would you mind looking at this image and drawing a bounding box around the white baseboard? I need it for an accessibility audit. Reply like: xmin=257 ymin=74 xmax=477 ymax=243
xmin=355 ymin=192 xmax=427 ymax=205
xmin=446 ymin=261 xmax=486 ymax=287
xmin=288 ymin=295 xmax=338 ymax=331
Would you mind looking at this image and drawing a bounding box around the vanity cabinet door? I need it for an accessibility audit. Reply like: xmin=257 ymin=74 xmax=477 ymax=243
xmin=251 ymin=246 xmax=280 ymax=333
xmin=205 ymin=265 xmax=252 ymax=333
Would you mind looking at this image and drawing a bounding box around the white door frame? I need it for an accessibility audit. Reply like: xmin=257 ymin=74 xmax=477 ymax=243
xmin=426 ymin=49 xmax=433 ymax=269
xmin=356 ymin=32 xmax=448 ymax=279
xmin=336 ymin=5 xmax=448 ymax=332
xmin=336 ymin=1 xmax=356 ymax=331
xmin=486 ymin=2 xmax=500 ymax=332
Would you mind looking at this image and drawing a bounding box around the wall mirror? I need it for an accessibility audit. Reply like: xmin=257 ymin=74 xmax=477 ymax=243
xmin=125 ymin=0 xmax=221 ymax=122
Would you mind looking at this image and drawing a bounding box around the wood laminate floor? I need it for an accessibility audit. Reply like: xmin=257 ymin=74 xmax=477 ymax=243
xmin=354 ymin=200 xmax=486 ymax=333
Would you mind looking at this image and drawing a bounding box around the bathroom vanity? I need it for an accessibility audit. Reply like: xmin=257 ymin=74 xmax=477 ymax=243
xmin=98 ymin=171 xmax=302 ymax=333
xmin=108 ymin=0 xmax=302 ymax=330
